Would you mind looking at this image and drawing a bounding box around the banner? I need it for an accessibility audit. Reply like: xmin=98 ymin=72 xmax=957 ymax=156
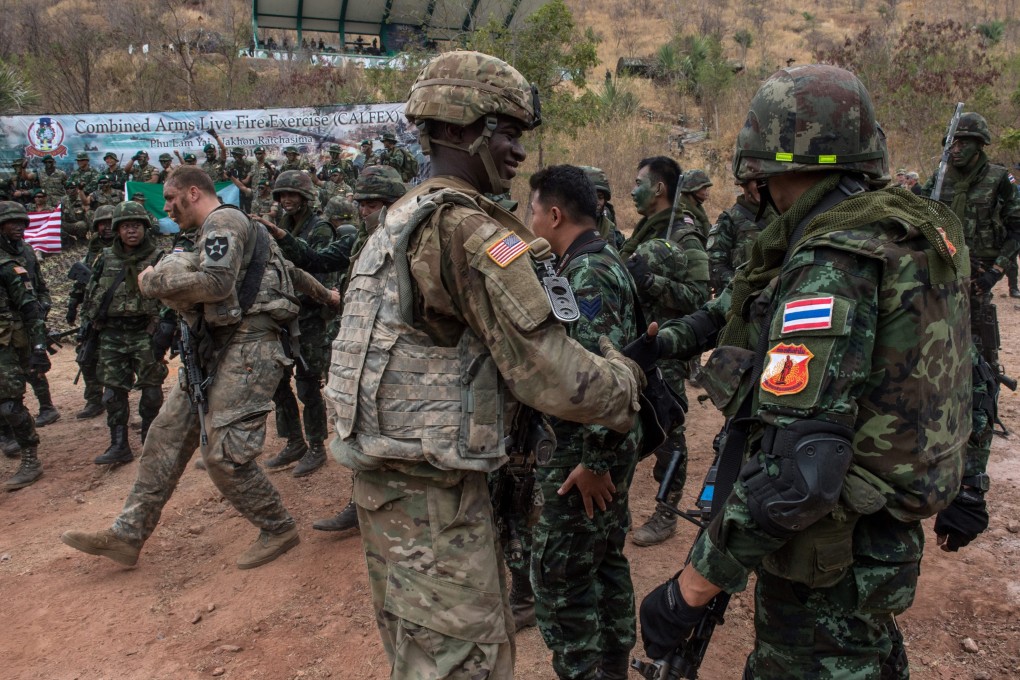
xmin=0 ymin=103 xmax=416 ymax=176
xmin=26 ymin=205 xmax=62 ymax=254
xmin=127 ymin=181 xmax=240 ymax=234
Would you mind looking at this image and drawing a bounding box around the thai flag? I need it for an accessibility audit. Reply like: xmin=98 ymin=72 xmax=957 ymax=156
xmin=26 ymin=205 xmax=62 ymax=254
xmin=781 ymin=296 xmax=834 ymax=333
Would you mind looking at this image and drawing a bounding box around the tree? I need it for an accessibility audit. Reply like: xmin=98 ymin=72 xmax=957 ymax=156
xmin=0 ymin=62 xmax=37 ymax=113
xmin=733 ymin=30 xmax=753 ymax=66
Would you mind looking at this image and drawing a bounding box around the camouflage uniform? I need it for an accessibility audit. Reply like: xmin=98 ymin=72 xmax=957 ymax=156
xmin=680 ymin=170 xmax=713 ymax=238
xmin=251 ymin=188 xmax=276 ymax=221
xmin=280 ymin=147 xmax=313 ymax=173
xmin=580 ymin=166 xmax=624 ymax=249
xmin=531 ymin=235 xmax=642 ymax=680
xmin=327 ymin=52 xmax=643 ymax=679
xmin=70 ymin=154 xmax=100 ymax=194
xmin=103 ymin=157 xmax=128 ymax=189
xmin=61 ymin=185 xmax=90 ymax=244
xmin=37 ymin=160 xmax=67 ymax=208
xmin=7 ymin=237 xmax=58 ymax=425
xmin=128 ymin=161 xmax=158 ymax=184
xmin=379 ymin=134 xmax=417 ymax=182
xmin=317 ymin=178 xmax=349 ymax=209
xmin=89 ymin=179 xmax=125 ymax=215
xmin=249 ymin=159 xmax=276 ymax=191
xmin=647 ymin=64 xmax=971 ymax=679
xmin=707 ymin=194 xmax=776 ymax=291
xmin=10 ymin=162 xmax=39 ymax=207
xmin=319 ymin=144 xmax=358 ymax=186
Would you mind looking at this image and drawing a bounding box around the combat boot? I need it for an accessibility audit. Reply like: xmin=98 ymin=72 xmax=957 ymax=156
xmin=35 ymin=405 xmax=60 ymax=428
xmin=76 ymin=401 xmax=104 ymax=419
xmin=0 ymin=434 xmax=20 ymax=458
xmin=236 ymin=525 xmax=300 ymax=570
xmin=312 ymin=500 xmax=360 ymax=532
xmin=1011 ymin=288 xmax=1020 ymax=299
xmin=292 ymin=441 xmax=326 ymax=477
xmin=60 ymin=528 xmax=140 ymax=566
xmin=509 ymin=567 xmax=536 ymax=631
xmin=264 ymin=439 xmax=307 ymax=470
xmin=596 ymin=652 xmax=631 ymax=680
xmin=94 ymin=425 xmax=133 ymax=466
xmin=4 ymin=446 xmax=42 ymax=490
xmin=630 ymin=490 xmax=683 ymax=547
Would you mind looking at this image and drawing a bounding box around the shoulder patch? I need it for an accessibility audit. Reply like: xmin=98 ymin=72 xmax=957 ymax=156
xmin=684 ymin=215 xmax=695 ymax=225
xmin=486 ymin=232 xmax=529 ymax=268
xmin=761 ymin=343 xmax=813 ymax=396
xmin=1009 ymin=172 xmax=1017 ymax=185
xmin=13 ymin=266 xmax=27 ymax=276
xmin=204 ymin=236 xmax=229 ymax=261
xmin=578 ymin=295 xmax=602 ymax=321
xmin=781 ymin=296 xmax=833 ymax=334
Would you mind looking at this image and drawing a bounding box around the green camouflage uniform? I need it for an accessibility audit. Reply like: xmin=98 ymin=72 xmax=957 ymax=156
xmin=251 ymin=192 xmax=276 ymax=221
xmin=61 ymin=193 xmax=90 ymax=243
xmin=531 ymin=235 xmax=642 ymax=680
xmin=0 ymin=247 xmax=45 ymax=451
xmin=707 ymin=196 xmax=776 ymax=291
xmin=38 ymin=167 xmax=67 ymax=208
xmin=9 ymin=239 xmax=55 ymax=418
xmin=320 ymin=158 xmax=358 ymax=186
xmin=250 ymin=161 xmax=276 ymax=190
xmin=380 ymin=145 xmax=416 ymax=182
xmin=89 ymin=186 xmax=125 ymax=213
xmin=317 ymin=180 xmax=349 ymax=209
xmin=111 ymin=205 xmax=303 ymax=548
xmin=680 ymin=193 xmax=712 ymax=238
xmin=70 ymin=166 xmax=100 ymax=194
xmin=129 ymin=162 xmax=158 ymax=183
xmin=10 ymin=167 xmax=39 ymax=207
xmin=201 ymin=157 xmax=225 ymax=183
xmin=280 ymin=158 xmax=312 ymax=173
xmin=70 ymin=229 xmax=116 ymax=409
xmin=104 ymin=165 xmax=128 ymax=189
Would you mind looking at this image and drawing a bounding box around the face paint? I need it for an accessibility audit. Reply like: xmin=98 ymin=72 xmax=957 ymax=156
xmin=949 ymin=138 xmax=981 ymax=169
xmin=631 ymin=176 xmax=656 ymax=215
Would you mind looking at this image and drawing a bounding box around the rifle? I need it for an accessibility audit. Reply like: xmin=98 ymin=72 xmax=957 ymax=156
xmin=73 ymin=320 xmax=99 ymax=385
xmin=666 ymin=170 xmax=686 ymax=234
xmin=930 ymin=102 xmax=965 ymax=202
xmin=630 ymin=450 xmax=730 ymax=680
xmin=177 ymin=319 xmax=210 ymax=446
xmin=67 ymin=260 xmax=92 ymax=285
xmin=46 ymin=327 xmax=77 ymax=354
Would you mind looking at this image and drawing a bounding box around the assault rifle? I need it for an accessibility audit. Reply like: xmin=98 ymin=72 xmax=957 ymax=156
xmin=177 ymin=319 xmax=210 ymax=446
xmin=67 ymin=260 xmax=92 ymax=286
xmin=930 ymin=102 xmax=964 ymax=203
xmin=631 ymin=450 xmax=730 ymax=680
xmin=73 ymin=321 xmax=99 ymax=385
xmin=46 ymin=327 xmax=77 ymax=354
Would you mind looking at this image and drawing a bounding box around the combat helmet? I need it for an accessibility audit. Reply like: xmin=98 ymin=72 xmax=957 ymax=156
xmin=733 ymin=64 xmax=887 ymax=182
xmin=111 ymin=200 xmax=151 ymax=230
xmin=324 ymin=196 xmax=358 ymax=222
xmin=580 ymin=166 xmax=611 ymax=199
xmin=405 ymin=50 xmax=540 ymax=192
xmin=230 ymin=146 xmax=246 ymax=157
xmin=273 ymin=170 xmax=316 ymax=201
xmin=354 ymin=165 xmax=406 ymax=202
xmin=681 ymin=169 xmax=713 ymax=192
xmin=0 ymin=201 xmax=29 ymax=226
xmin=92 ymin=204 xmax=116 ymax=227
xmin=951 ymin=112 xmax=992 ymax=146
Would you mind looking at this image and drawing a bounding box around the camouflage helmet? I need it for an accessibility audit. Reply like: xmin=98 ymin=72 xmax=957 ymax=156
xmin=354 ymin=165 xmax=407 ymax=202
xmin=951 ymin=112 xmax=992 ymax=146
xmin=0 ymin=201 xmax=29 ymax=226
xmin=381 ymin=131 xmax=398 ymax=143
xmin=324 ymin=196 xmax=358 ymax=222
xmin=681 ymin=169 xmax=713 ymax=192
xmin=733 ymin=64 xmax=887 ymax=182
xmin=273 ymin=169 xmax=316 ymax=201
xmin=76 ymin=151 xmax=90 ymax=161
xmin=158 ymin=153 xmax=172 ymax=162
xmin=580 ymin=166 xmax=611 ymax=199
xmin=328 ymin=144 xmax=342 ymax=154
xmin=92 ymin=204 xmax=115 ymax=226
xmin=111 ymin=200 xmax=151 ymax=230
xmin=284 ymin=145 xmax=299 ymax=155
xmin=203 ymin=143 xmax=216 ymax=153
xmin=405 ymin=51 xmax=540 ymax=131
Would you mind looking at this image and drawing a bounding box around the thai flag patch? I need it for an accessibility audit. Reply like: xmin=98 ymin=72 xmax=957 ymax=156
xmin=486 ymin=233 xmax=529 ymax=268
xmin=781 ymin=297 xmax=834 ymax=333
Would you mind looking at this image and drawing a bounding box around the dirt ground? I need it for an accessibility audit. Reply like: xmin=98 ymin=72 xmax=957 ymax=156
xmin=2 ymin=283 xmax=1019 ymax=680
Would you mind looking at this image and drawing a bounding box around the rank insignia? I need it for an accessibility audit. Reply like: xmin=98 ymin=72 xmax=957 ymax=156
xmin=486 ymin=233 xmax=529 ymax=268
xmin=204 ymin=236 xmax=229 ymax=261
xmin=578 ymin=295 xmax=602 ymax=321
xmin=761 ymin=343 xmax=813 ymax=396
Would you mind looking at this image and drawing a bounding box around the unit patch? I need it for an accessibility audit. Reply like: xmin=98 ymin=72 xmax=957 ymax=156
xmin=760 ymin=343 xmax=813 ymax=396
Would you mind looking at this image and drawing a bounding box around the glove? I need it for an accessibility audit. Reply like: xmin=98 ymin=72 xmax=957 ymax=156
xmin=622 ymin=332 xmax=661 ymax=372
xmin=151 ymin=319 xmax=176 ymax=359
xmin=66 ymin=303 xmax=78 ymax=326
xmin=29 ymin=347 xmax=51 ymax=374
xmin=934 ymin=488 xmax=989 ymax=551
xmin=640 ymin=576 xmax=706 ymax=660
xmin=973 ymin=269 xmax=1001 ymax=294
xmin=599 ymin=335 xmax=647 ymax=392
xmin=626 ymin=254 xmax=655 ymax=291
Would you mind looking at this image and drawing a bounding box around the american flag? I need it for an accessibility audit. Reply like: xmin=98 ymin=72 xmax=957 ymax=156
xmin=26 ymin=205 xmax=62 ymax=254
xmin=486 ymin=233 xmax=529 ymax=267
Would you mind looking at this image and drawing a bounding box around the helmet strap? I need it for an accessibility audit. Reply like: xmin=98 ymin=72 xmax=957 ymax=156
xmin=756 ymin=179 xmax=778 ymax=220
xmin=421 ymin=116 xmax=510 ymax=193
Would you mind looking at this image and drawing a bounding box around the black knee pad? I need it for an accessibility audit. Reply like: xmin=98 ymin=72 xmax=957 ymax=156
xmin=102 ymin=387 xmax=128 ymax=406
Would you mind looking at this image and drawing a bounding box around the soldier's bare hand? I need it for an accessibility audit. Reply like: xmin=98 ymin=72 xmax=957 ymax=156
xmin=559 ymin=463 xmax=616 ymax=518
xmin=327 ymin=288 xmax=342 ymax=308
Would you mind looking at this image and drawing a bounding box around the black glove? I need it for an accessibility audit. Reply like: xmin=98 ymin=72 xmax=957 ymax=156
xmin=151 ymin=319 xmax=176 ymax=359
xmin=29 ymin=347 xmax=51 ymax=374
xmin=66 ymin=303 xmax=78 ymax=326
xmin=934 ymin=488 xmax=989 ymax=551
xmin=640 ymin=576 xmax=706 ymax=660
xmin=622 ymin=332 xmax=661 ymax=372
xmin=973 ymin=269 xmax=1001 ymax=294
xmin=626 ymin=254 xmax=655 ymax=291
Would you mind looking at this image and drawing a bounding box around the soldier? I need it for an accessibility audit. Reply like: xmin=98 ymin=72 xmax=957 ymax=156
xmin=102 ymin=152 xmax=127 ymax=188
xmin=325 ymin=50 xmax=643 ymax=677
xmin=31 ymin=189 xmax=49 ymax=214
xmin=525 ymin=165 xmax=643 ymax=680
xmin=200 ymin=135 xmax=227 ymax=182
xmin=262 ymin=170 xmax=335 ymax=477
xmin=580 ymin=165 xmax=624 ymax=249
xmin=124 ymin=151 xmax=158 ymax=183
xmin=62 ymin=180 xmax=90 ymax=246
xmin=0 ymin=202 xmax=50 ymax=490
xmin=226 ymin=147 xmax=254 ymax=212
xmin=10 ymin=159 xmax=38 ymax=207
xmin=175 ymin=151 xmax=198 ymax=167
xmin=318 ymin=143 xmax=357 ymax=186
xmin=707 ymin=177 xmax=777 ymax=292
xmin=67 ymin=204 xmax=117 ymax=419
xmin=315 ymin=166 xmax=349 ymax=208
xmin=378 ymin=131 xmax=418 ymax=182
xmin=60 ymin=166 xmax=336 ymax=569
xmin=354 ymin=139 xmax=377 ymax=169
xmin=71 ymin=152 xmax=100 ymax=194
xmin=156 ymin=153 xmax=174 ymax=183
xmin=87 ymin=174 xmax=125 ymax=215
xmin=633 ymin=64 xmax=971 ymax=679
xmin=85 ymin=202 xmax=169 ymax=465
xmin=38 ymin=155 xmax=67 ymax=208
xmin=621 ymin=156 xmax=709 ymax=548
xmin=249 ymin=179 xmax=277 ymax=222
xmin=280 ymin=146 xmax=311 ymax=173
xmin=680 ymin=168 xmax=713 ymax=237
xmin=250 ymin=146 xmax=276 ymax=189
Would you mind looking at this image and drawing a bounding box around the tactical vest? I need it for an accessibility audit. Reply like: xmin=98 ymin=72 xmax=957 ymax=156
xmin=88 ymin=248 xmax=164 ymax=320
xmin=942 ymin=163 xmax=1013 ymax=259
xmin=288 ymin=211 xmax=337 ymax=318
xmin=327 ymin=189 xmax=525 ymax=473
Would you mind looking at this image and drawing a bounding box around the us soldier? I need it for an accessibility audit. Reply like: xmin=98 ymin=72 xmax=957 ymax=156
xmin=102 ymin=152 xmax=127 ymax=188
xmin=62 ymin=180 xmax=90 ymax=246
xmin=318 ymin=143 xmax=357 ymax=186
xmin=67 ymin=204 xmax=117 ymax=419
xmin=378 ymin=131 xmax=417 ymax=182
xmin=262 ymin=170 xmax=335 ymax=477
xmin=124 ymin=151 xmax=158 ymax=183
xmin=325 ymin=50 xmax=644 ymax=677
xmin=707 ymin=177 xmax=777 ymax=292
xmin=70 ymin=152 xmax=100 ymax=194
xmin=633 ymin=64 xmax=971 ymax=679
xmin=580 ymin=165 xmax=624 ymax=248
xmin=0 ymin=202 xmax=50 ymax=490
xmin=280 ymin=146 xmax=311 ymax=173
xmin=526 ymin=165 xmax=643 ymax=680
xmin=679 ymin=168 xmax=713 ymax=237
xmin=38 ymin=155 xmax=67 ymax=207
xmin=156 ymin=153 xmax=174 ymax=183
xmin=86 ymin=202 xmax=169 ymax=465
xmin=60 ymin=166 xmax=336 ymax=569
xmin=621 ymin=156 xmax=709 ymax=547
xmin=201 ymin=136 xmax=227 ymax=182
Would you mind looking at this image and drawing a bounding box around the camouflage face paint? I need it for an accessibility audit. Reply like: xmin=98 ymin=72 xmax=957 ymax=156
xmin=950 ymin=138 xmax=981 ymax=169
xmin=632 ymin=174 xmax=656 ymax=216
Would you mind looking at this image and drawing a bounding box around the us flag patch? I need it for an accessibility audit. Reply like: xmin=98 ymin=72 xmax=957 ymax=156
xmin=781 ymin=296 xmax=834 ymax=333
xmin=486 ymin=233 xmax=529 ymax=267
xmin=1009 ymin=172 xmax=1017 ymax=185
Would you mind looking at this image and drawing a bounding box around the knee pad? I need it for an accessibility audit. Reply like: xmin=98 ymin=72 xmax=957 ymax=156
xmin=0 ymin=399 xmax=26 ymax=419
xmin=102 ymin=387 xmax=128 ymax=406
